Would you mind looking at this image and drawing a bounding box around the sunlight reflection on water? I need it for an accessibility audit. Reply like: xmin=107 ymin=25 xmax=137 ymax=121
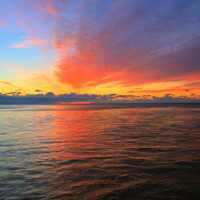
xmin=0 ymin=105 xmax=200 ymax=200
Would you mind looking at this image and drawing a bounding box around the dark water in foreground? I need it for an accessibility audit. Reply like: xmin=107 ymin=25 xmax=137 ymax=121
xmin=0 ymin=105 xmax=200 ymax=200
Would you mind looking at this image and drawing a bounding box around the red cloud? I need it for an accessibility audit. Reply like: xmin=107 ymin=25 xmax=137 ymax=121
xmin=53 ymin=35 xmax=133 ymax=88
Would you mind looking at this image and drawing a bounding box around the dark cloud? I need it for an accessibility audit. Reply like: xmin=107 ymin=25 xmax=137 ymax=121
xmin=51 ymin=0 xmax=200 ymax=87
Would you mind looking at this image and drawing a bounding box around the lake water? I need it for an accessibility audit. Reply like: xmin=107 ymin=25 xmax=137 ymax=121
xmin=0 ymin=105 xmax=200 ymax=200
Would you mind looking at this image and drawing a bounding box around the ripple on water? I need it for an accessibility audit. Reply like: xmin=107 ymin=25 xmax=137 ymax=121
xmin=0 ymin=105 xmax=200 ymax=200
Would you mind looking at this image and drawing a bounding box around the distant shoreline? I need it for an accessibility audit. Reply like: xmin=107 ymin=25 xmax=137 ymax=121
xmin=0 ymin=102 xmax=200 ymax=107
xmin=0 ymin=94 xmax=199 ymax=106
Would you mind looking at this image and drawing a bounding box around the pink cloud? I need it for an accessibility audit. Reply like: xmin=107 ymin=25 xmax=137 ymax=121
xmin=0 ymin=19 xmax=6 ymax=27
xmin=45 ymin=0 xmax=60 ymax=15
xmin=10 ymin=37 xmax=46 ymax=48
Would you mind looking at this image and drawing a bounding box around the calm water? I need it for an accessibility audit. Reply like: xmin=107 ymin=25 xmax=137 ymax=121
xmin=0 ymin=105 xmax=200 ymax=200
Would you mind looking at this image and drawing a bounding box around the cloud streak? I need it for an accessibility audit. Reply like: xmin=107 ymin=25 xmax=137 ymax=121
xmin=10 ymin=37 xmax=46 ymax=48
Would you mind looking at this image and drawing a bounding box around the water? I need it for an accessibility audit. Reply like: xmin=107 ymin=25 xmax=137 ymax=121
xmin=0 ymin=104 xmax=200 ymax=200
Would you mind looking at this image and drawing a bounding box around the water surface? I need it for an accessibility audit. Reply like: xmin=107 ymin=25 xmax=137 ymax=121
xmin=0 ymin=105 xmax=200 ymax=200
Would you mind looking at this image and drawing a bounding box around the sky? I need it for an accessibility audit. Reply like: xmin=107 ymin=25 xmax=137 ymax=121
xmin=0 ymin=0 xmax=200 ymax=100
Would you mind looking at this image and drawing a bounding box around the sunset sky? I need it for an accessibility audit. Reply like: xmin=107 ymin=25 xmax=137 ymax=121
xmin=0 ymin=0 xmax=200 ymax=99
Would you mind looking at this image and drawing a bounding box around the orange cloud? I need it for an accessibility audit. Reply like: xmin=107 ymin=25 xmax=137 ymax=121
xmin=53 ymin=33 xmax=135 ymax=89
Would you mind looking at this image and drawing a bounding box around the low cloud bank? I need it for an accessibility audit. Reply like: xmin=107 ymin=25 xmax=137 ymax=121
xmin=0 ymin=92 xmax=199 ymax=105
